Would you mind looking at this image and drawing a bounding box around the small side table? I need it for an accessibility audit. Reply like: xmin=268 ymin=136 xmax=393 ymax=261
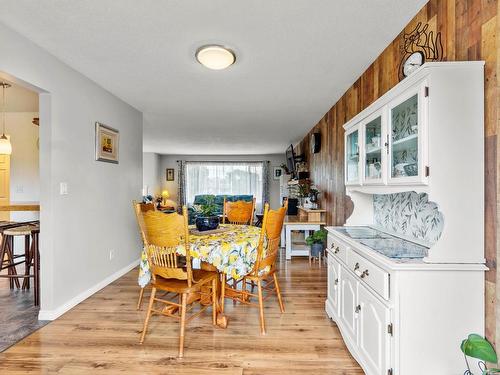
xmin=281 ymin=215 xmax=325 ymax=260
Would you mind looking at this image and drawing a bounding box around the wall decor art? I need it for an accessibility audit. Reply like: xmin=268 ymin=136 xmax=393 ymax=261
xmin=166 ymin=168 xmax=175 ymax=181
xmin=95 ymin=122 xmax=119 ymax=164
xmin=398 ymin=22 xmax=443 ymax=80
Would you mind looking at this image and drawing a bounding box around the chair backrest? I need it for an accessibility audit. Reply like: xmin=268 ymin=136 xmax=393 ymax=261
xmin=223 ymin=197 xmax=256 ymax=225
xmin=252 ymin=199 xmax=288 ymax=275
xmin=142 ymin=206 xmax=193 ymax=286
xmin=132 ymin=200 xmax=155 ymax=245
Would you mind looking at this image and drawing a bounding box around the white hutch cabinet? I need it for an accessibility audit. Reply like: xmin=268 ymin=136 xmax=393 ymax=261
xmin=328 ymin=62 xmax=486 ymax=375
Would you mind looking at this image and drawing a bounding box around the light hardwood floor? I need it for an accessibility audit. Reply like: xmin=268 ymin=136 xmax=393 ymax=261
xmin=0 ymin=254 xmax=363 ymax=374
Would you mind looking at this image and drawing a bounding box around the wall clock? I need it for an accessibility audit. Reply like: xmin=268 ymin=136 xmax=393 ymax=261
xmin=402 ymin=51 xmax=424 ymax=77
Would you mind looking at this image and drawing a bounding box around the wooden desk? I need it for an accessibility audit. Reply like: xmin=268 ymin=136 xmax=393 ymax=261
xmin=281 ymin=215 xmax=326 ymax=260
xmin=0 ymin=202 xmax=40 ymax=211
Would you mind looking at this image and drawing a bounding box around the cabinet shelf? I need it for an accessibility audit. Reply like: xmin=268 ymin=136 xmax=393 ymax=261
xmin=392 ymin=133 xmax=417 ymax=152
xmin=366 ymin=146 xmax=382 ymax=154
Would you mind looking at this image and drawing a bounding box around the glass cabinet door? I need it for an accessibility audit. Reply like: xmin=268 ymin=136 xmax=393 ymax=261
xmin=346 ymin=127 xmax=360 ymax=184
xmin=389 ymin=89 xmax=423 ymax=182
xmin=364 ymin=115 xmax=383 ymax=183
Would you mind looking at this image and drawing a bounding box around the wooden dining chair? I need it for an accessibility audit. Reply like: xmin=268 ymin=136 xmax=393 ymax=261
xmin=132 ymin=200 xmax=155 ymax=310
xmin=221 ymin=199 xmax=287 ymax=334
xmin=222 ymin=197 xmax=255 ymax=225
xmin=140 ymin=207 xmax=218 ymax=358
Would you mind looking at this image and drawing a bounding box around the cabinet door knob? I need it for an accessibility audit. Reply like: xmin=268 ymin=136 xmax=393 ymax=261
xmin=361 ymin=270 xmax=370 ymax=278
xmin=334 ymin=278 xmax=339 ymax=285
xmin=354 ymin=262 xmax=360 ymax=271
xmin=355 ymin=305 xmax=361 ymax=313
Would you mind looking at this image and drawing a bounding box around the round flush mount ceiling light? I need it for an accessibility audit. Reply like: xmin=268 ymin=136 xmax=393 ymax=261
xmin=196 ymin=45 xmax=235 ymax=70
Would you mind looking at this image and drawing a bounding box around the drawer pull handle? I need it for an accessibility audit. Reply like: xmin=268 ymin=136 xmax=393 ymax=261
xmin=334 ymin=247 xmax=340 ymax=254
xmin=361 ymin=270 xmax=369 ymax=279
xmin=355 ymin=305 xmax=361 ymax=313
xmin=354 ymin=262 xmax=360 ymax=271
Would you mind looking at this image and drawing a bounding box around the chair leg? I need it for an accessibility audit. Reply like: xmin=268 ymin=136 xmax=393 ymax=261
xmin=232 ymin=279 xmax=237 ymax=305
xmin=22 ymin=235 xmax=31 ymax=290
xmin=220 ymin=273 xmax=225 ymax=313
xmin=137 ymin=287 xmax=145 ymax=310
xmin=211 ymin=278 xmax=217 ymax=325
xmin=273 ymin=273 xmax=285 ymax=313
xmin=257 ymin=279 xmax=266 ymax=335
xmin=140 ymin=287 xmax=156 ymax=344
xmin=178 ymin=293 xmax=187 ymax=358
xmin=6 ymin=237 xmax=20 ymax=289
xmin=0 ymin=233 xmax=9 ymax=287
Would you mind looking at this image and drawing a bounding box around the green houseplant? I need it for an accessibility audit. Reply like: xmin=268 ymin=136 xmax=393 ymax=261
xmin=306 ymin=229 xmax=327 ymax=257
xmin=193 ymin=196 xmax=220 ymax=231
xmin=461 ymin=333 xmax=500 ymax=374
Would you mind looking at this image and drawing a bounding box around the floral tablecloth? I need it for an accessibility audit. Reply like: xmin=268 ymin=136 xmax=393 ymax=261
xmin=138 ymin=224 xmax=262 ymax=287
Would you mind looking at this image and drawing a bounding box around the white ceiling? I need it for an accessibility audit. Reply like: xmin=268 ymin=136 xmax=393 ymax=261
xmin=0 ymin=0 xmax=427 ymax=155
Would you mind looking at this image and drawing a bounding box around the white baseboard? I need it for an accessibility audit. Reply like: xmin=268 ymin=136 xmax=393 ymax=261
xmin=38 ymin=258 xmax=140 ymax=321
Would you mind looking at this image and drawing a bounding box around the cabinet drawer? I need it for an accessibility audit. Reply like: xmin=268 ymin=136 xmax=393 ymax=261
xmin=347 ymin=251 xmax=390 ymax=300
xmin=327 ymin=234 xmax=348 ymax=264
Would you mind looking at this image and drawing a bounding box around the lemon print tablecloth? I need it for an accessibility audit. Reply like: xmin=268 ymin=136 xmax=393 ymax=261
xmin=138 ymin=224 xmax=262 ymax=287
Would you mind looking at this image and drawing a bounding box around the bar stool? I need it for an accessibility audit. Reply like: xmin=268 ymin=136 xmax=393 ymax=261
xmin=0 ymin=224 xmax=40 ymax=305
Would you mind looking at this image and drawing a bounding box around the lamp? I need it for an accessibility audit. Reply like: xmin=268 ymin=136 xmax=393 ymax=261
xmin=161 ymin=190 xmax=170 ymax=206
xmin=0 ymin=82 xmax=12 ymax=155
xmin=196 ymin=45 xmax=236 ymax=70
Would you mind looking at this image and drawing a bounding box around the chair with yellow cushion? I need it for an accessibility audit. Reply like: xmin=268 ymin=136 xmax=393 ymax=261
xmin=221 ymin=199 xmax=287 ymax=334
xmin=132 ymin=200 xmax=155 ymax=310
xmin=139 ymin=207 xmax=218 ymax=358
xmin=222 ymin=197 xmax=256 ymax=225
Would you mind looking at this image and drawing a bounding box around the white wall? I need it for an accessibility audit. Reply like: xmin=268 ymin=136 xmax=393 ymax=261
xmin=142 ymin=152 xmax=161 ymax=197
xmin=159 ymin=154 xmax=285 ymax=209
xmin=0 ymin=22 xmax=143 ymax=319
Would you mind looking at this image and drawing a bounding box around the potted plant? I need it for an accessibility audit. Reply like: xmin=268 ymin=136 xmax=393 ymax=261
xmin=297 ymin=180 xmax=311 ymax=207
xmin=461 ymin=333 xmax=500 ymax=374
xmin=193 ymin=196 xmax=220 ymax=232
xmin=308 ymin=186 xmax=320 ymax=208
xmin=306 ymin=229 xmax=327 ymax=258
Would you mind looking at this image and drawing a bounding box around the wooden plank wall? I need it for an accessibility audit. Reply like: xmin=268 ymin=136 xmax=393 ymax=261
xmin=295 ymin=0 xmax=499 ymax=349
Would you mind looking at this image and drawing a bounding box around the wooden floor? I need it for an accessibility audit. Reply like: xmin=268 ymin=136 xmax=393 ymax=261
xmin=0 ymin=269 xmax=48 ymax=352
xmin=0 ymin=254 xmax=363 ymax=374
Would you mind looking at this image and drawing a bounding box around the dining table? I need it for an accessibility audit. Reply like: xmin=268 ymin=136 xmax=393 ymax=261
xmin=138 ymin=223 xmax=263 ymax=327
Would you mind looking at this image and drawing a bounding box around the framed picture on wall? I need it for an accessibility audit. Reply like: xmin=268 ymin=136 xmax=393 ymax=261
xmin=273 ymin=166 xmax=282 ymax=180
xmin=166 ymin=168 xmax=175 ymax=181
xmin=95 ymin=122 xmax=119 ymax=164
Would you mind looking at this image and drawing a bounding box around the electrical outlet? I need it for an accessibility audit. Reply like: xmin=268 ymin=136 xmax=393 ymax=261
xmin=109 ymin=249 xmax=115 ymax=260
xmin=16 ymin=185 xmax=24 ymax=194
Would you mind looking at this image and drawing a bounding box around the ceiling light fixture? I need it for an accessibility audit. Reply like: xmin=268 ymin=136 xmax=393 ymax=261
xmin=0 ymin=82 xmax=12 ymax=155
xmin=196 ymin=45 xmax=235 ymax=70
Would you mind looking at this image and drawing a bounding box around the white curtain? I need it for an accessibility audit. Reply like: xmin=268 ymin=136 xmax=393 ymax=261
xmin=185 ymin=161 xmax=264 ymax=210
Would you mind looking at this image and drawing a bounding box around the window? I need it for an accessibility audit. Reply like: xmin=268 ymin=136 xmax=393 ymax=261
xmin=185 ymin=161 xmax=264 ymax=209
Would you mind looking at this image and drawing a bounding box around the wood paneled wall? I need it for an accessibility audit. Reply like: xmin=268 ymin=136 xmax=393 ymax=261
xmin=296 ymin=0 xmax=499 ymax=349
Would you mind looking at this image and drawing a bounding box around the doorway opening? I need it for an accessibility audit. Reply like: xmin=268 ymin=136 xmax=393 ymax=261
xmin=0 ymin=78 xmax=45 ymax=352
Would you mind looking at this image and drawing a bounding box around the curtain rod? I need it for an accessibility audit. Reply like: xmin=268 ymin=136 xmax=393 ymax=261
xmin=176 ymin=160 xmax=270 ymax=163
